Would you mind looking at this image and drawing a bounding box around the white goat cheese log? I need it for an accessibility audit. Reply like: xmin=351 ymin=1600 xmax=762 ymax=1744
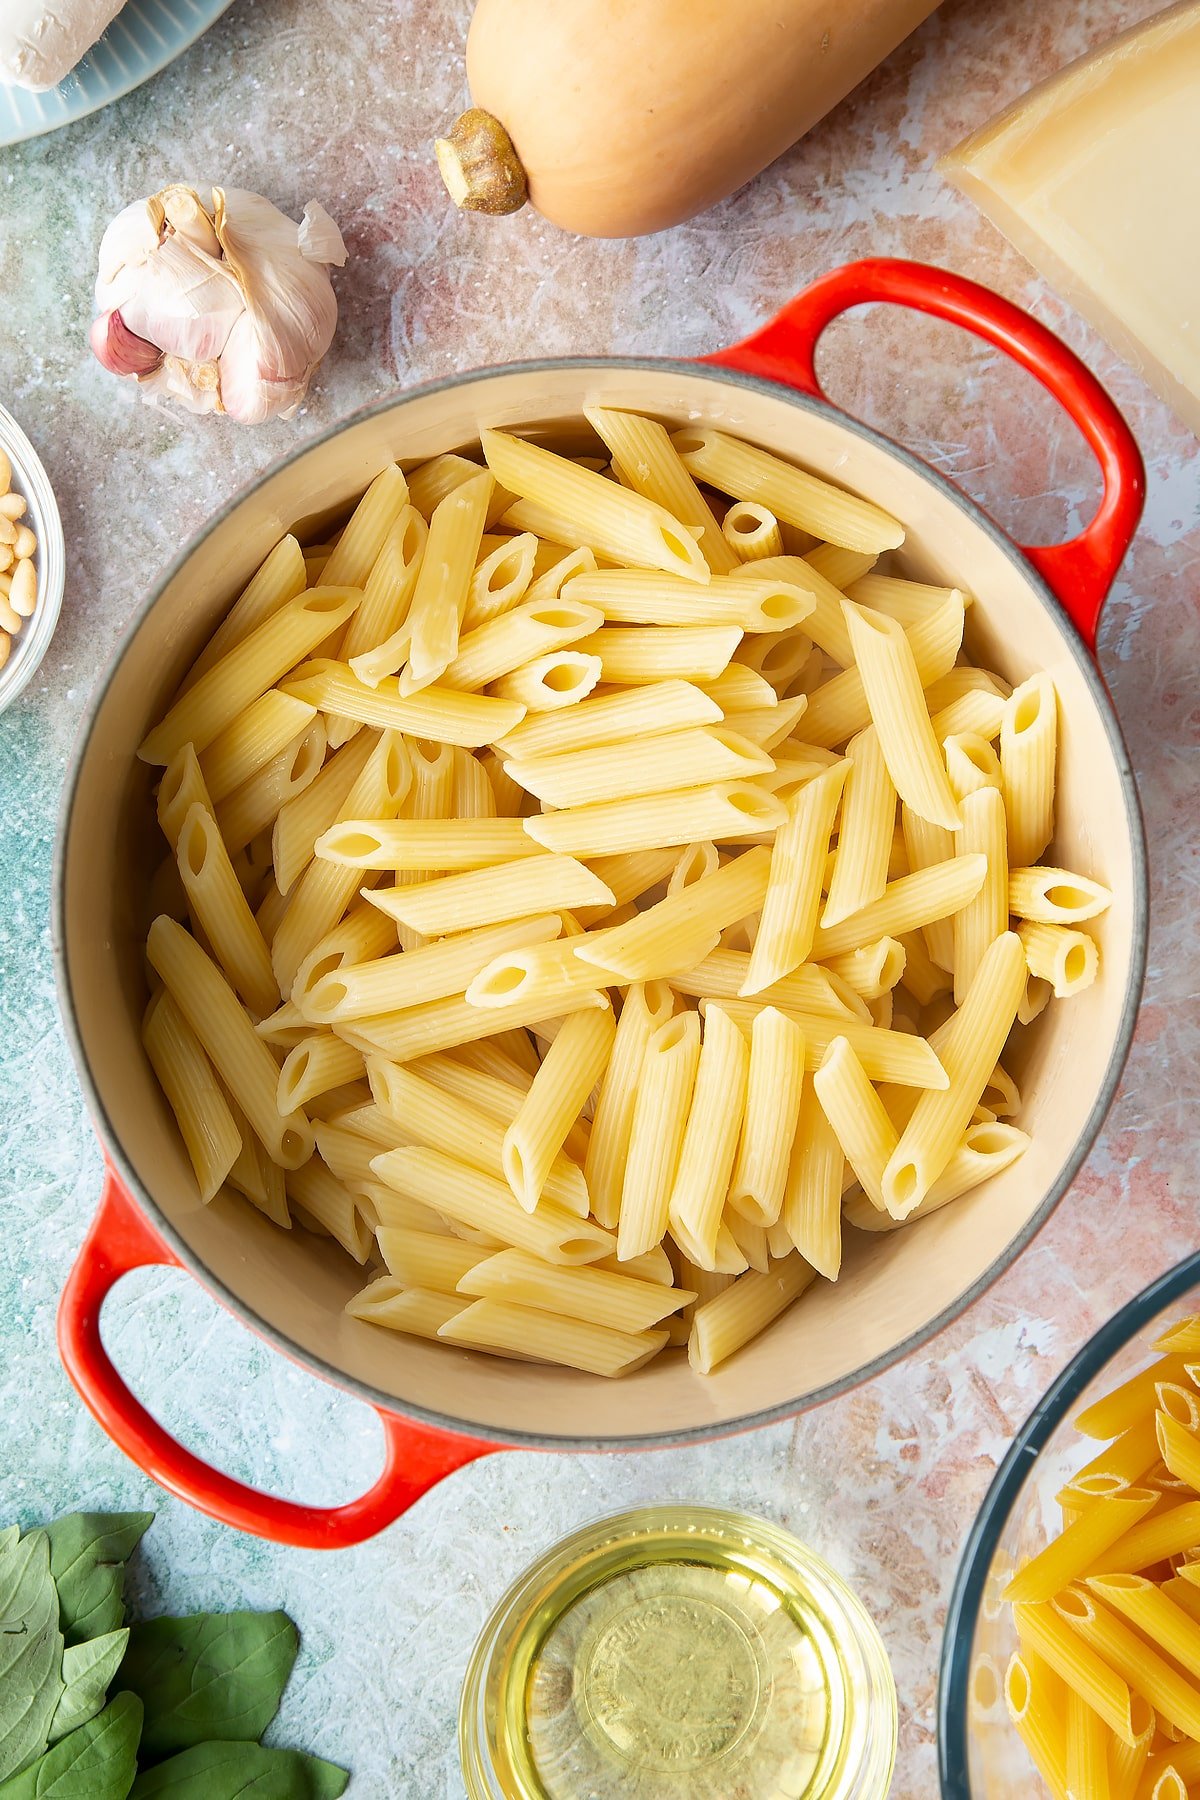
xmin=0 ymin=0 xmax=126 ymax=91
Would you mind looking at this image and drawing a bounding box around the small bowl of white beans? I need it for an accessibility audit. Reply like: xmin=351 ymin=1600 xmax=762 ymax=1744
xmin=0 ymin=401 xmax=65 ymax=712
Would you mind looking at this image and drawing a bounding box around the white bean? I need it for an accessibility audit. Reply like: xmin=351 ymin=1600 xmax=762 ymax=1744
xmin=0 ymin=494 xmax=25 ymax=521
xmin=10 ymin=558 xmax=36 ymax=617
xmin=0 ymin=595 xmax=21 ymax=634
xmin=12 ymin=524 xmax=36 ymax=562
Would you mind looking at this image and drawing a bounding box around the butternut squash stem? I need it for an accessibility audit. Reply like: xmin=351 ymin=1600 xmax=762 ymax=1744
xmin=435 ymin=109 xmax=529 ymax=216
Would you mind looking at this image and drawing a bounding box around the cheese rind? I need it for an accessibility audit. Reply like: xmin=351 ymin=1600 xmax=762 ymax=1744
xmin=941 ymin=2 xmax=1200 ymax=437
xmin=1 ymin=0 xmax=126 ymax=92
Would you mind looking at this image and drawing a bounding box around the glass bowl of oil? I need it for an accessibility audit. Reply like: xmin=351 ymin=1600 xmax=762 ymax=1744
xmin=460 ymin=1503 xmax=897 ymax=1800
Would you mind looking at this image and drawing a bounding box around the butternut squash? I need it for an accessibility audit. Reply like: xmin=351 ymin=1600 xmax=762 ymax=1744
xmin=436 ymin=0 xmax=942 ymax=238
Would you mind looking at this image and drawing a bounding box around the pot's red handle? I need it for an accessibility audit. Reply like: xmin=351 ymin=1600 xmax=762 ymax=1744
xmin=58 ymin=1166 xmax=494 ymax=1548
xmin=702 ymin=257 xmax=1145 ymax=654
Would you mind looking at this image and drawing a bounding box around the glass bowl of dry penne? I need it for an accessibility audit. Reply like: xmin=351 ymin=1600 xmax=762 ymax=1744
xmin=54 ymin=262 xmax=1150 ymax=1540
xmin=940 ymin=1256 xmax=1200 ymax=1799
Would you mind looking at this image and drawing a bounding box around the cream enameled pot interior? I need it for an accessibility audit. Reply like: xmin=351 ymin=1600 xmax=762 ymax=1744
xmin=57 ymin=364 xmax=1143 ymax=1445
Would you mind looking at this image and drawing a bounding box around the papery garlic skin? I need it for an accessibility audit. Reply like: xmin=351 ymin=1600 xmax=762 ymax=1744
xmin=91 ymin=185 xmax=349 ymax=425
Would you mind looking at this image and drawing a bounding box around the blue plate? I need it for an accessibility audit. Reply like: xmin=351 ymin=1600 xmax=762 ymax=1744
xmin=0 ymin=0 xmax=236 ymax=147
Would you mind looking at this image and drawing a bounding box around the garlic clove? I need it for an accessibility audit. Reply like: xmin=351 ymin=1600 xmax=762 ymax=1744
xmin=114 ymin=233 xmax=246 ymax=366
xmin=89 ymin=309 xmax=163 ymax=377
xmin=218 ymin=311 xmax=310 ymax=425
xmin=96 ymin=195 xmax=167 ymax=293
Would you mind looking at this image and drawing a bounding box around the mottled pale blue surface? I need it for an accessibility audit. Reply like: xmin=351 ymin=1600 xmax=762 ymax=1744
xmin=1 ymin=0 xmax=1198 ymax=1794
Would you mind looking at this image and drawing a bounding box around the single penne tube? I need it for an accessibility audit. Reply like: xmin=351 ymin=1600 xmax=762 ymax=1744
xmin=457 ymin=1248 xmax=692 ymax=1333
xmin=319 ymin=465 xmax=410 ymax=591
xmin=718 ymin=696 xmax=809 ymax=753
xmin=304 ymin=916 xmax=559 ymax=1021
xmin=561 ymin=569 xmax=813 ymax=631
xmin=1005 ymin=1490 xmax=1161 ymax=1603
xmin=254 ymin=999 xmax=312 ymax=1047
xmin=492 ymin=651 xmax=603 ymax=713
xmin=1053 ymin=1586 xmax=1200 ymax=1742
xmin=502 ymin=1006 xmax=615 ymax=1210
xmin=280 ymin=658 xmax=525 ymax=746
xmin=339 ymin=984 xmax=608 ymax=1063
xmin=287 ymin=1157 xmax=374 ymax=1262
xmin=595 ymin=1244 xmax=674 ymax=1286
xmin=371 ymin=1145 xmax=614 ymax=1264
xmin=413 ymin=1052 xmax=535 ymax=1121
xmin=175 ymin=802 xmax=279 ymax=1018
xmin=583 ymin=847 xmax=681 ymax=909
xmin=180 ymin=535 xmax=307 ymax=691
xmin=930 ymin=690 xmax=1009 ymax=743
xmin=198 ymin=691 xmax=317 ymax=804
xmin=670 ymin=426 xmax=904 ymax=555
xmin=944 ymin=731 xmax=1003 ymax=802
xmin=157 ymin=744 xmax=216 ymax=853
xmin=710 ymin=998 xmax=948 ymax=1088
xmin=1157 ymin=1318 xmax=1200 ymax=1355
xmin=314 ymin=816 xmax=537 ymax=871
xmin=1009 ymin=867 xmax=1112 ymax=925
xmin=821 ymin=938 xmax=906 ymax=1002
xmin=668 ymin=839 xmax=720 ymax=893
xmin=367 ymin=1058 xmax=589 ymax=1216
xmin=346 ymin=1281 xmax=466 ymax=1337
xmin=727 ymin=1008 xmax=805 ymax=1227
xmin=736 ymin=628 xmax=816 ymax=694
xmin=367 ymin=854 xmax=612 ymax=936
xmin=846 ymin=573 xmax=972 ymax=622
xmin=403 ymin=470 xmax=493 ymax=686
xmin=688 ymin=1253 xmax=816 ymax=1374
xmin=843 ymin=1120 xmax=1030 ymax=1230
xmin=1004 ymin=1653 xmax=1069 ymax=1800
xmin=338 ymin=505 xmax=429 ymax=666
xmin=730 ymin=553 xmax=859 ymax=668
xmin=722 ymin=499 xmax=784 ymax=562
xmin=524 ymin=782 xmax=786 ymax=859
xmin=616 ymin=1011 xmax=701 ymax=1259
xmin=494 ymin=678 xmax=722 ymax=760
xmin=1012 ymin=1602 xmax=1137 ymax=1744
xmin=147 ymin=915 xmax=313 ymax=1169
xmin=438 ymin=596 xmax=601 ymax=692
xmin=722 ymin=1210 xmax=771 ymax=1274
xmin=1087 ymin=1574 xmax=1200 ymax=1686
xmin=467 ymin=935 xmax=616 ymax=1010
xmin=439 ymin=1298 xmax=667 ymax=1376
xmin=574 ymin=625 xmax=742 ymax=685
xmin=142 ymin=992 xmax=241 ymax=1204
xmin=272 ymin=730 xmax=377 ymax=895
xmin=901 ymin=805 xmax=957 ymax=972
xmin=405 ymin=452 xmax=512 ymax=526
xmin=462 ymin=531 xmax=537 ymax=631
xmin=813 ymin=1036 xmax=898 ymax=1212
xmin=822 ymin=726 xmax=895 ymax=927
xmin=480 ymin=429 xmax=709 ymax=581
xmin=698 ymin=664 xmax=778 ymax=713
xmin=524 ymin=543 xmax=599 ymax=604
xmin=272 ymin=733 xmax=410 ymax=992
xmin=843 ymin=601 xmax=961 ymax=831
xmin=1059 ymin=1417 xmax=1162 ymax=1498
xmin=506 ymin=725 xmax=773 ymax=810
xmin=667 ymin=1004 xmax=750 ymax=1269
xmin=810 ymin=855 xmax=987 ymax=962
xmin=780 ymin=1079 xmax=844 ymax=1278
xmin=140 ymin=587 xmax=362 ymax=764
xmin=1002 ymin=672 xmax=1058 ymax=866
xmin=669 ymin=948 xmax=867 ymax=1020
xmin=1074 ymin=1354 xmax=1194 ymax=1439
xmin=277 ymin=1032 xmax=365 ymax=1113
xmin=802 ymin=597 xmax=965 ymax=749
xmin=1156 ymin=1410 xmax=1200 ymax=1491
xmin=953 ymin=786 xmax=1009 ymax=1005
xmin=360 ymin=1180 xmax=459 ymax=1238
xmin=575 ymin=846 xmax=771 ymax=981
xmin=583 ymin=407 xmax=738 ymax=574
xmin=587 ymin=980 xmax=676 ymax=1230
xmin=742 ymin=765 xmax=848 ymax=993
xmin=1017 ymin=920 xmax=1099 ymax=999
xmin=376 ymin=1227 xmax=488 ymax=1290
xmin=882 ymin=932 xmax=1025 ymax=1217
xmin=290 ymin=900 xmax=398 ymax=1009
xmin=228 ymin=737 xmax=326 ymax=875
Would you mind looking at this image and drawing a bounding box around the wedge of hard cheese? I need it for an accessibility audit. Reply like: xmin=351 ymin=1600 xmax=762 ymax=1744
xmin=1 ymin=0 xmax=125 ymax=91
xmin=941 ymin=2 xmax=1200 ymax=438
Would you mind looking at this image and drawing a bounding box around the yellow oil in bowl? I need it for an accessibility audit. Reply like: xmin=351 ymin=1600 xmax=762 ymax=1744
xmin=460 ymin=1505 xmax=896 ymax=1800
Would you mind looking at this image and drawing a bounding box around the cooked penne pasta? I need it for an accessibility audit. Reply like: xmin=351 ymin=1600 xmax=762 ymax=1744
xmin=462 ymin=531 xmax=538 ymax=631
xmin=458 ymin=1248 xmax=692 ymax=1333
xmin=615 ymin=1011 xmax=701 ymax=1261
xmin=670 ymin=427 xmax=904 ymax=554
xmin=440 ymin=1298 xmax=667 ymax=1376
xmin=727 ymin=1008 xmax=805 ymax=1226
xmin=277 ymin=1033 xmax=366 ymax=1113
xmin=287 ymin=1157 xmax=374 ymax=1261
xmin=525 ymin=543 xmax=599 ymax=605
xmin=846 ymin=573 xmax=972 ymax=623
xmin=722 ymin=499 xmax=784 ymax=562
xmin=583 ymin=407 xmax=738 ymax=574
xmin=669 ymin=948 xmax=866 ymax=1020
xmin=667 ymin=1004 xmax=750 ymax=1269
xmin=181 ymin=535 xmax=307 ymax=691
xmin=575 ymin=846 xmax=771 ymax=981
xmin=587 ymin=981 xmax=676 ymax=1230
xmin=405 ymin=452 xmax=512 ymax=527
xmin=339 ymin=505 xmax=429 ymax=674
xmin=1009 ymin=867 xmax=1112 ymax=925
xmin=372 ymin=1145 xmax=611 ymax=1263
xmin=176 ymin=802 xmax=279 ymax=1018
xmin=822 ymin=726 xmax=894 ymax=927
xmin=562 ymin=568 xmax=813 ymax=632
xmin=688 ymin=1253 xmax=816 ymax=1374
xmin=1002 ymin=672 xmax=1058 ymax=866
xmin=709 ymin=998 xmax=948 ymax=1088
xmin=199 ymin=691 xmax=317 ymax=804
xmin=574 ymin=625 xmax=743 ymax=685
xmin=843 ymin=601 xmax=961 ymax=831
xmin=305 ymin=916 xmax=558 ymax=1022
xmin=377 ymin=1226 xmax=487 ymax=1290
xmin=821 ymin=938 xmax=905 ymax=1002
xmin=1017 ymin=920 xmax=1099 ymax=998
xmin=698 ymin=665 xmax=778 ymax=713
xmin=439 ymin=596 xmax=601 ymax=692
xmin=802 ymin=597 xmax=965 ymax=750
xmin=367 ymin=853 xmax=612 ymax=936
xmin=496 ymin=678 xmax=722 ymax=761
xmin=507 ymin=725 xmax=772 ymax=810
xmin=780 ymin=1080 xmax=844 ymax=1278
xmin=843 ymin=1120 xmax=1030 ymax=1230
xmin=742 ymin=765 xmax=847 ymax=994
xmin=810 ymin=855 xmax=987 ymax=962
xmin=347 ymin=1280 xmax=466 ymax=1337
xmin=813 ymin=1036 xmax=897 ymax=1212
xmin=403 ymin=470 xmax=493 ymax=687
xmin=492 ymin=651 xmax=603 ymax=712
xmin=482 ymin=429 xmax=709 ymax=581
xmin=502 ymin=1006 xmax=614 ymax=1210
xmin=315 ymin=816 xmax=537 ymax=871
xmin=280 ymin=658 xmax=526 ymax=746
xmin=944 ymin=730 xmax=1002 ymax=802
xmin=523 ymin=782 xmax=786 ymax=858
xmin=953 ymin=786 xmax=1009 ymax=1005
xmin=142 ymin=992 xmax=241 ymax=1204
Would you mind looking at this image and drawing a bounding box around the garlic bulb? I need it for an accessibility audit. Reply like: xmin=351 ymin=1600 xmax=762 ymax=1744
xmin=90 ymin=184 xmax=349 ymax=425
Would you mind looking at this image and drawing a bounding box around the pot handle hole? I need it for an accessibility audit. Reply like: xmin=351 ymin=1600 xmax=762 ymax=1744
xmin=702 ymin=257 xmax=1145 ymax=655
xmin=57 ymin=1165 xmax=495 ymax=1548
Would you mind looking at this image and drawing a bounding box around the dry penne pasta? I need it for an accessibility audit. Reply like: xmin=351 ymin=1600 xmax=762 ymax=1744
xmin=136 ymin=419 xmax=1109 ymax=1381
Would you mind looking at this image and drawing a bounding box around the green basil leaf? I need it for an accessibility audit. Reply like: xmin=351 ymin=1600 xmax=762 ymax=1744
xmin=45 ymin=1517 xmax=153 ymax=1648
xmin=129 ymin=1741 xmax=349 ymax=1798
xmin=121 ymin=1613 xmax=297 ymax=1760
xmin=0 ymin=1533 xmax=64 ymax=1781
xmin=0 ymin=1692 xmax=142 ymax=1800
xmin=48 ymin=1630 xmax=129 ymax=1745
xmin=0 ymin=1532 xmax=17 ymax=1558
